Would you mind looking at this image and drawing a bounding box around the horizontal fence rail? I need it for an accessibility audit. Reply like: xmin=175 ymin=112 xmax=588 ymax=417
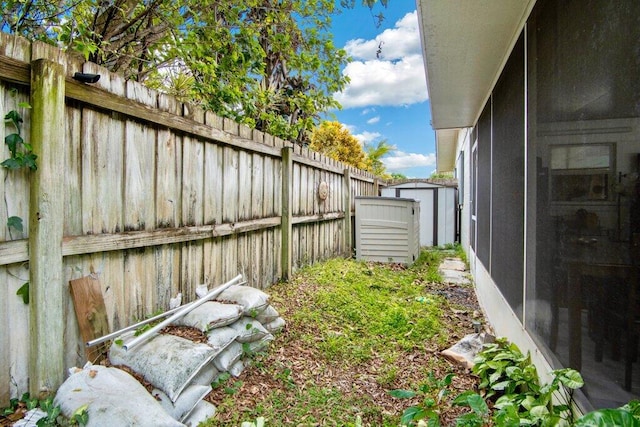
xmin=0 ymin=33 xmax=382 ymax=404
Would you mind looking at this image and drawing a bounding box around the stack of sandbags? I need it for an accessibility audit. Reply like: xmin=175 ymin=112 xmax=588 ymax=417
xmin=173 ymin=284 xmax=286 ymax=380
xmin=55 ymin=284 xmax=285 ymax=426
xmin=108 ymin=332 xmax=217 ymax=425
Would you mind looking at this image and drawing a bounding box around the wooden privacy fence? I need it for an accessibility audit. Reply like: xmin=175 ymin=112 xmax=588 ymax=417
xmin=0 ymin=34 xmax=381 ymax=404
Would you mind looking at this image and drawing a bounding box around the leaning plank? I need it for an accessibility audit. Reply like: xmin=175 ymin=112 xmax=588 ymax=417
xmin=69 ymin=276 xmax=110 ymax=363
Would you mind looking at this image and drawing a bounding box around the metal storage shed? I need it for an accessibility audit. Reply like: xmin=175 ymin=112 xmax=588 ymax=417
xmin=355 ymin=196 xmax=420 ymax=264
xmin=381 ymin=181 xmax=457 ymax=247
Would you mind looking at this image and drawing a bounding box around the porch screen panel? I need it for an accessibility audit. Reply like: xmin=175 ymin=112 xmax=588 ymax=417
xmin=527 ymin=0 xmax=640 ymax=408
xmin=476 ymin=102 xmax=492 ymax=269
xmin=491 ymin=34 xmax=525 ymax=319
xmin=470 ymin=126 xmax=477 ymax=251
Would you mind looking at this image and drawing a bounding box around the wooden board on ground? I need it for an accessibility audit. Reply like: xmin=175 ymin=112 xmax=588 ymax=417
xmin=69 ymin=276 xmax=110 ymax=363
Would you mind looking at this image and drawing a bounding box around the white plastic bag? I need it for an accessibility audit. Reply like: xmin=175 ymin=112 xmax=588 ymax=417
xmin=173 ymin=301 xmax=244 ymax=331
xmin=213 ymin=341 xmax=243 ymax=372
xmin=263 ymin=316 xmax=286 ymax=334
xmin=54 ymin=364 xmax=184 ymax=427
xmin=216 ymin=285 xmax=270 ymax=316
xmin=152 ymin=385 xmax=211 ymax=422
xmin=255 ymin=305 xmax=280 ymax=324
xmin=182 ymin=401 xmax=216 ymax=427
xmin=109 ymin=332 xmax=215 ymax=402
xmin=230 ymin=317 xmax=269 ymax=343
xmin=206 ymin=326 xmax=238 ymax=353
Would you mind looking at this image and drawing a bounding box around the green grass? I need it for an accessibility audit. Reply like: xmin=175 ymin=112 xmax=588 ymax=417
xmin=291 ymin=251 xmax=448 ymax=361
xmin=201 ymin=247 xmax=461 ymax=426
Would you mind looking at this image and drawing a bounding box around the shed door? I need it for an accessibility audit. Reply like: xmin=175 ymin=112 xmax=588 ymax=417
xmin=399 ymin=189 xmax=435 ymax=246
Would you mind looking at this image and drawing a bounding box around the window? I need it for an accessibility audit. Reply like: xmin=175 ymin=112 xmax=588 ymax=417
xmin=549 ymin=144 xmax=614 ymax=202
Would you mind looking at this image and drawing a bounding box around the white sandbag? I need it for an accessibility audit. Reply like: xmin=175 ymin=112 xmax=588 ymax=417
xmin=190 ymin=363 xmax=219 ymax=387
xmin=230 ymin=317 xmax=269 ymax=343
xmin=206 ymin=326 xmax=238 ymax=353
xmin=54 ymin=364 xmax=184 ymax=427
xmin=247 ymin=333 xmax=274 ymax=354
xmin=182 ymin=401 xmax=216 ymax=427
xmin=152 ymin=385 xmax=211 ymax=422
xmin=229 ymin=359 xmax=245 ymax=377
xmin=216 ymin=285 xmax=269 ymax=316
xmin=255 ymin=305 xmax=280 ymax=324
xmin=109 ymin=332 xmax=215 ymax=402
xmin=213 ymin=341 xmax=243 ymax=372
xmin=263 ymin=316 xmax=286 ymax=334
xmin=12 ymin=409 xmax=47 ymax=427
xmin=173 ymin=301 xmax=244 ymax=332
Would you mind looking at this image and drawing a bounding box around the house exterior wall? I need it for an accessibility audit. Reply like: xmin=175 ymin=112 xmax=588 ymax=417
xmin=440 ymin=0 xmax=640 ymax=411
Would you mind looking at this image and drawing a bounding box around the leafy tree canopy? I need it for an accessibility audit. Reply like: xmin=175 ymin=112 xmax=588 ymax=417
xmin=364 ymin=139 xmax=394 ymax=179
xmin=1 ymin=0 xmax=388 ymax=145
xmin=310 ymin=121 xmax=368 ymax=169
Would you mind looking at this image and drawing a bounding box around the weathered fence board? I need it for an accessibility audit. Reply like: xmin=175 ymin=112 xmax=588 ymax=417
xmin=0 ymin=35 xmax=381 ymax=405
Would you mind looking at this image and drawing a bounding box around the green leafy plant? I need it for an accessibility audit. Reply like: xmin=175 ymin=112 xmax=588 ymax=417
xmin=3 ymin=107 xmax=37 ymax=171
xmin=389 ymin=372 xmax=455 ymax=426
xmin=1 ymin=394 xmax=87 ymax=426
xmin=451 ymin=391 xmax=490 ymax=427
xmin=472 ymin=338 xmax=584 ymax=426
xmin=16 ymin=282 xmax=29 ymax=304
xmin=572 ymin=400 xmax=640 ymax=426
xmin=7 ymin=215 xmax=23 ymax=232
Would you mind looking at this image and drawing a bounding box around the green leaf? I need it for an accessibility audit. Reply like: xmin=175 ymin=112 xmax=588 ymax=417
xmin=466 ymin=393 xmax=489 ymax=415
xmin=557 ymin=369 xmax=584 ymax=389
xmin=7 ymin=216 xmax=23 ymax=232
xmin=4 ymin=110 xmax=23 ymax=130
xmin=4 ymin=132 xmax=23 ymax=155
xmin=1 ymin=157 xmax=22 ymax=169
xmin=491 ymin=380 xmax=512 ymax=391
xmin=401 ymin=406 xmax=426 ymax=425
xmin=530 ymin=405 xmax=550 ymax=418
xmin=16 ymin=282 xmax=29 ymax=304
xmin=22 ymin=153 xmax=38 ymax=170
xmin=575 ymin=409 xmax=638 ymax=427
xmin=389 ymin=389 xmax=416 ymax=399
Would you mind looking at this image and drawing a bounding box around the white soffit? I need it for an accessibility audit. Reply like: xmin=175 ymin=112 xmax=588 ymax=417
xmin=436 ymin=128 xmax=459 ymax=172
xmin=417 ymin=0 xmax=535 ymax=130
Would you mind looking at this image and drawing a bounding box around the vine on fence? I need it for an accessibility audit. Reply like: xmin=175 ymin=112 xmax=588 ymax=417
xmin=3 ymin=104 xmax=36 ymax=304
xmin=3 ymin=105 xmax=37 ymax=170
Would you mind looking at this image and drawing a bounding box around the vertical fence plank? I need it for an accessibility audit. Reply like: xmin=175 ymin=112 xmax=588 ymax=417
xmin=28 ymin=59 xmax=65 ymax=398
xmin=343 ymin=168 xmax=352 ymax=257
xmin=281 ymin=147 xmax=293 ymax=280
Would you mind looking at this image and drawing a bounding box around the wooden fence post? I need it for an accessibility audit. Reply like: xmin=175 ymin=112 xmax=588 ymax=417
xmin=29 ymin=58 xmax=65 ymax=398
xmin=281 ymin=147 xmax=293 ymax=280
xmin=343 ymin=168 xmax=352 ymax=256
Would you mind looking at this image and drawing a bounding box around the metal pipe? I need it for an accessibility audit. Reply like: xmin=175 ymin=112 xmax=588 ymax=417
xmin=85 ymin=279 xmax=249 ymax=348
xmin=122 ymin=274 xmax=244 ymax=351
xmin=123 ymin=274 xmax=243 ymax=351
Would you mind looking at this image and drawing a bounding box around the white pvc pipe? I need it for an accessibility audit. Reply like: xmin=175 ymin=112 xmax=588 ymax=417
xmin=123 ymin=274 xmax=243 ymax=351
xmin=85 ymin=279 xmax=249 ymax=348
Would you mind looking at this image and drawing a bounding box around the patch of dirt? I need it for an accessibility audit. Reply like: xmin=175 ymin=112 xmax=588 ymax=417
xmin=204 ymin=261 xmax=486 ymax=426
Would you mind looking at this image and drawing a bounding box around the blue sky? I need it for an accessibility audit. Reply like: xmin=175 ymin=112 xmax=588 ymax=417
xmin=328 ymin=2 xmax=436 ymax=178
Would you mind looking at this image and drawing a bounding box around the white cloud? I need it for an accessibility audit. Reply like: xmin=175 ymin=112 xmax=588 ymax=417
xmin=334 ymin=11 xmax=428 ymax=109
xmin=353 ymin=130 xmax=381 ymax=145
xmin=383 ymin=151 xmax=436 ymax=170
xmin=344 ymin=12 xmax=422 ymax=61
xmin=366 ymin=116 xmax=380 ymax=124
